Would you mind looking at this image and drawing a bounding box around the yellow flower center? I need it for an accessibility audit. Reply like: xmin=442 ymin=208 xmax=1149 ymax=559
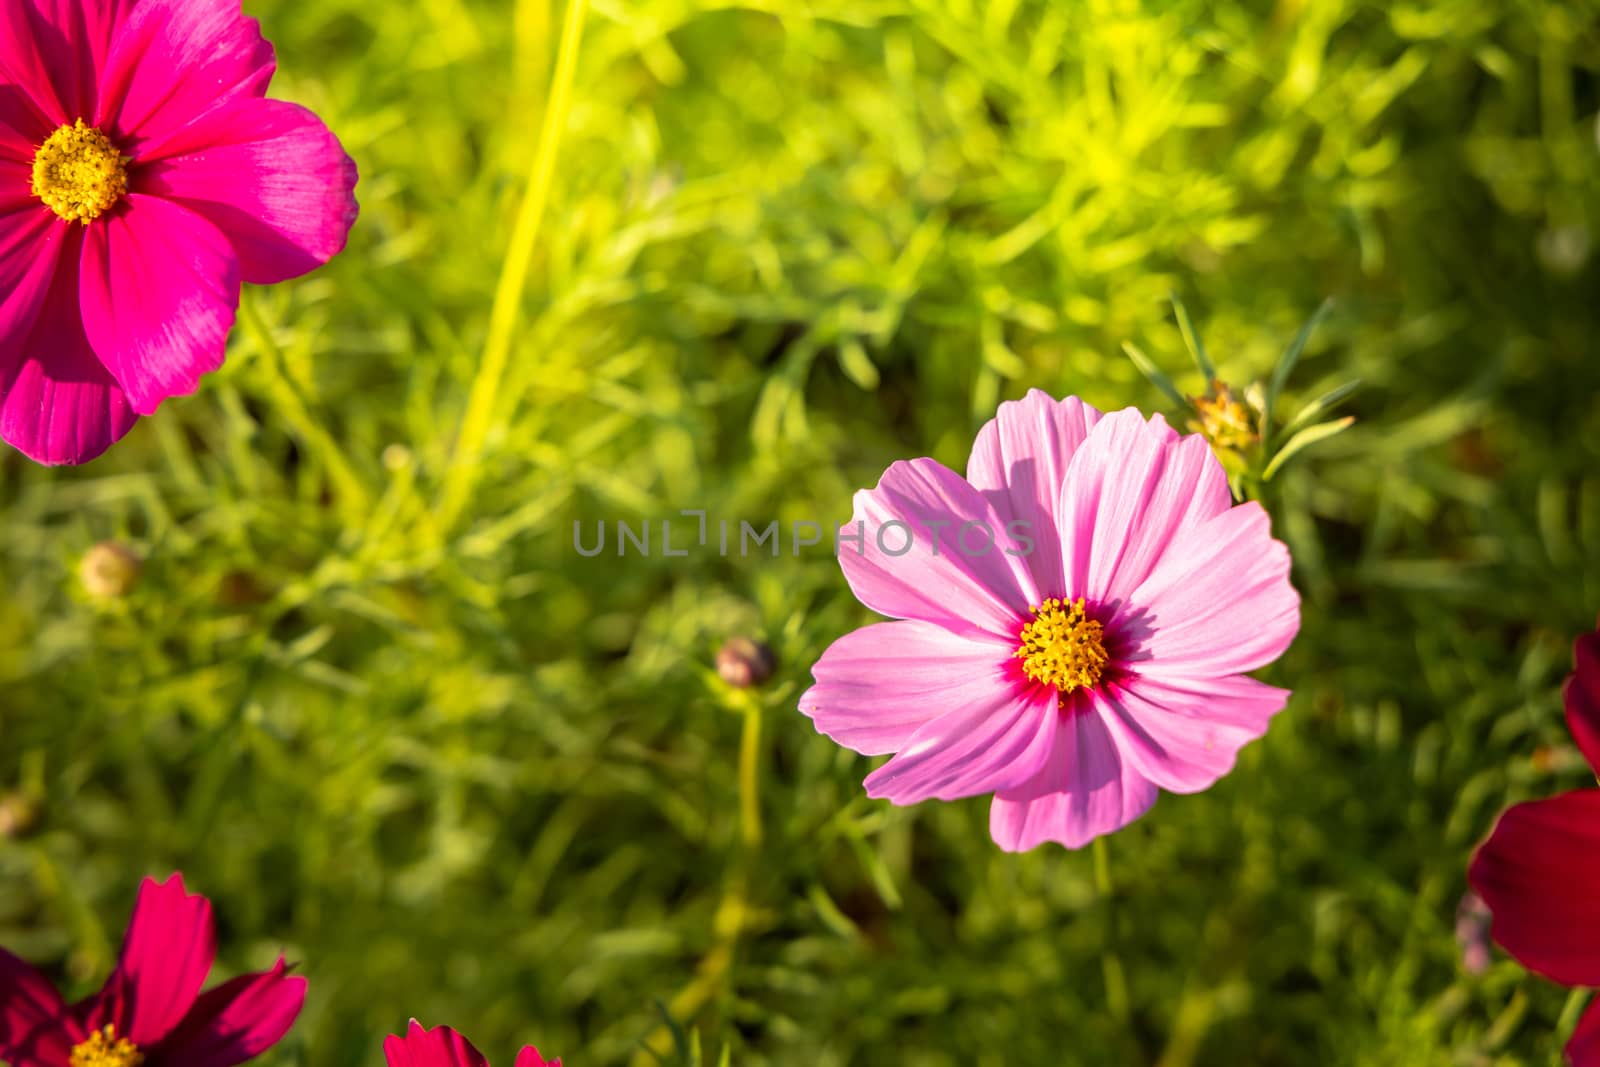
xmin=70 ymin=1025 xmax=144 ymax=1067
xmin=1016 ymin=597 xmax=1108 ymax=696
xmin=32 ymin=120 xmax=129 ymax=224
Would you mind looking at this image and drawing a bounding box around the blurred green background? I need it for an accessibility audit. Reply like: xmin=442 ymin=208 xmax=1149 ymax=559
xmin=4 ymin=0 xmax=1600 ymax=1063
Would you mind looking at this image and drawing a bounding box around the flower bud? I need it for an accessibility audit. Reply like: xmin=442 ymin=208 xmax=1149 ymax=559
xmin=0 ymin=792 xmax=39 ymax=839
xmin=717 ymin=637 xmax=776 ymax=689
xmin=79 ymin=541 xmax=141 ymax=600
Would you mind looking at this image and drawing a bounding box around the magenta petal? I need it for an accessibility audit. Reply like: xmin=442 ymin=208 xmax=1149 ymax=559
xmin=138 ymin=98 xmax=358 ymax=284
xmin=15 ymin=0 xmax=130 ymax=119
xmin=0 ymin=949 xmax=75 ymax=1067
xmin=514 ymin=1048 xmax=560 ymax=1067
xmin=863 ymin=684 xmax=1058 ymax=804
xmin=96 ymin=0 xmax=274 ymax=150
xmin=841 ymin=457 xmax=1039 ymax=640
xmin=1467 ymin=790 xmax=1600 ymax=988
xmin=1571 ymin=1001 xmax=1600 ymax=1067
xmin=1097 ymin=675 xmax=1289 ymax=794
xmin=1567 ymin=628 xmax=1600 ymax=775
xmin=384 ymin=1022 xmax=492 ymax=1067
xmin=965 ymin=390 xmax=1103 ymax=597
xmin=100 ymin=874 xmax=218 ymax=1048
xmin=0 ymin=1 xmax=69 ymax=129
xmin=1056 ymin=408 xmax=1232 ymax=608
xmin=800 ymin=621 xmax=1015 ymax=756
xmin=0 ymin=159 xmax=34 ymax=207
xmin=0 ymin=218 xmax=137 ymax=465
xmin=152 ymin=959 xmax=305 ymax=1067
xmin=988 ymin=707 xmax=1159 ymax=851
xmin=1125 ymin=502 xmax=1300 ymax=679
xmin=79 ymin=193 xmax=239 ymax=416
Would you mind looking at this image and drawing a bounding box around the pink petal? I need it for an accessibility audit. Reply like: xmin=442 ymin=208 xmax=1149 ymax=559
xmin=1056 ymin=408 xmax=1233 ymax=610
xmin=0 ymin=159 xmax=34 ymax=205
xmin=514 ymin=1048 xmax=560 ymax=1067
xmin=13 ymin=0 xmax=130 ymax=119
xmin=841 ymin=457 xmax=1038 ymax=640
xmin=988 ymin=707 xmax=1160 ymax=851
xmin=152 ymin=959 xmax=305 ymax=1067
xmin=137 ymin=98 xmax=358 ymax=284
xmin=0 ymin=1 xmax=69 ymax=129
xmin=1571 ymin=1001 xmax=1600 ymax=1067
xmin=1467 ymin=790 xmax=1600 ymax=988
xmin=965 ymin=390 xmax=1103 ymax=597
xmin=799 ymin=620 xmax=1016 ymax=756
xmin=98 ymin=874 xmax=218 ymax=1048
xmin=79 ymin=193 xmax=239 ymax=416
xmin=1123 ymin=502 xmax=1300 ymax=679
xmin=1096 ymin=675 xmax=1290 ymax=794
xmin=0 ymin=216 xmax=137 ymax=465
xmin=0 ymin=104 xmax=45 ymax=163
xmin=1567 ymin=627 xmax=1600 ymax=775
xmin=0 ymin=949 xmax=74 ymax=1067
xmin=95 ymin=0 xmax=274 ymax=152
xmin=863 ymin=682 xmax=1058 ymax=804
xmin=383 ymin=1022 xmax=491 ymax=1067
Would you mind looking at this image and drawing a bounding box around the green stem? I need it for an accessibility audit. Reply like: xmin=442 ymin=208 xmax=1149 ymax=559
xmin=238 ymin=294 xmax=369 ymax=517
xmin=1093 ymin=835 xmax=1131 ymax=1025
xmin=436 ymin=0 xmax=590 ymax=532
xmin=1557 ymin=987 xmax=1591 ymax=1064
xmin=738 ymin=701 xmax=763 ymax=850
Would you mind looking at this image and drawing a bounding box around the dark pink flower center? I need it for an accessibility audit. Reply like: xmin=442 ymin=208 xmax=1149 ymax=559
xmin=32 ymin=120 xmax=129 ymax=224
xmin=1015 ymin=597 xmax=1108 ymax=695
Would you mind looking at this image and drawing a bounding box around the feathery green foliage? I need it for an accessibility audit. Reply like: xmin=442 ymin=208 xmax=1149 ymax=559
xmin=4 ymin=0 xmax=1600 ymax=1064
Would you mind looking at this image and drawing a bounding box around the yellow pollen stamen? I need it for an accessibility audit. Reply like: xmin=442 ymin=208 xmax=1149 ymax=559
xmin=1188 ymin=379 xmax=1257 ymax=452
xmin=70 ymin=1025 xmax=144 ymax=1067
xmin=1016 ymin=597 xmax=1108 ymax=698
xmin=32 ymin=120 xmax=129 ymax=224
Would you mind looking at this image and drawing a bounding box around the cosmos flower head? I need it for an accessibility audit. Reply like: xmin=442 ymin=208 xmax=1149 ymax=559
xmin=0 ymin=873 xmax=305 ymax=1067
xmin=384 ymin=1021 xmax=560 ymax=1067
xmin=800 ymin=390 xmax=1301 ymax=851
xmin=1468 ymin=621 xmax=1600 ymax=1067
xmin=0 ymin=0 xmax=359 ymax=464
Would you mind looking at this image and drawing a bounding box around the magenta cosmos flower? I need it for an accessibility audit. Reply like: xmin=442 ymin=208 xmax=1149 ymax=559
xmin=0 ymin=0 xmax=358 ymax=464
xmin=0 ymin=873 xmax=305 ymax=1066
xmin=799 ymin=391 xmax=1301 ymax=851
xmin=384 ymin=1021 xmax=559 ymax=1067
xmin=1468 ymin=622 xmax=1600 ymax=1066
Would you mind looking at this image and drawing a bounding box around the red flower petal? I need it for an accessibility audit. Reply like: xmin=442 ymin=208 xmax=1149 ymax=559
xmin=139 ymin=97 xmax=358 ymax=284
xmin=514 ymin=1048 xmax=560 ymax=1067
xmin=78 ymin=193 xmax=239 ymax=417
xmin=1468 ymin=791 xmax=1600 ymax=987
xmin=1567 ymin=628 xmax=1600 ymax=776
xmin=0 ymin=948 xmax=74 ymax=1067
xmin=1571 ymin=1000 xmax=1600 ymax=1067
xmin=90 ymin=874 xmax=218 ymax=1048
xmin=383 ymin=1022 xmax=492 ymax=1067
xmin=152 ymin=958 xmax=306 ymax=1067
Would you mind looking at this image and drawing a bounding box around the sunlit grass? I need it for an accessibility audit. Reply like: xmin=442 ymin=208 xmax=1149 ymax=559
xmin=3 ymin=1 xmax=1599 ymax=1064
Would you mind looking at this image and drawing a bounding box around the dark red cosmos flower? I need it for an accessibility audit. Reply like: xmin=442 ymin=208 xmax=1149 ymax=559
xmin=1469 ymin=623 xmax=1600 ymax=1066
xmin=0 ymin=874 xmax=304 ymax=1067
xmin=384 ymin=1021 xmax=559 ymax=1067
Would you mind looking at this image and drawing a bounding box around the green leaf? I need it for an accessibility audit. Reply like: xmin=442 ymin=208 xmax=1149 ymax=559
xmin=1121 ymin=342 xmax=1188 ymax=409
xmin=1169 ymin=291 xmax=1215 ymax=380
xmin=1262 ymin=416 xmax=1355 ymax=480
xmin=1280 ymin=378 xmax=1361 ymax=439
xmin=1264 ymin=298 xmax=1334 ymax=437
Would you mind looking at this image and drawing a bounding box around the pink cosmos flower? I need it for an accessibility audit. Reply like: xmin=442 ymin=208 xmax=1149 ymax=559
xmin=0 ymin=0 xmax=359 ymax=464
xmin=384 ymin=1021 xmax=560 ymax=1067
xmin=0 ymin=872 xmax=306 ymax=1067
xmin=799 ymin=391 xmax=1301 ymax=851
xmin=1468 ymin=622 xmax=1600 ymax=1067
